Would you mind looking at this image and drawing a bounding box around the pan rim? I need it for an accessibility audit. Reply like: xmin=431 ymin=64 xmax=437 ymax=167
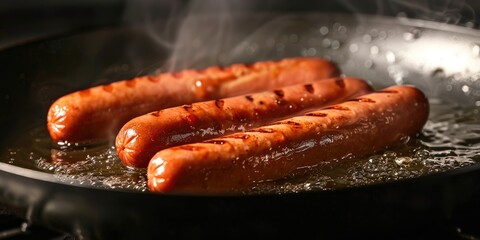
xmin=2 ymin=160 xmax=480 ymax=198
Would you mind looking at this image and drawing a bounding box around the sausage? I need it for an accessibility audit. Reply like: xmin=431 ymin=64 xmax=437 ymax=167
xmin=116 ymin=77 xmax=372 ymax=168
xmin=47 ymin=57 xmax=340 ymax=143
xmin=147 ymin=85 xmax=430 ymax=194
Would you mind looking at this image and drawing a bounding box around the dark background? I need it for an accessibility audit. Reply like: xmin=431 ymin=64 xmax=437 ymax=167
xmin=1 ymin=0 xmax=480 ymax=49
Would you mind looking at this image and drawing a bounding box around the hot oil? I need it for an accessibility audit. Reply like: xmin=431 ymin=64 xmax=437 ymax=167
xmin=5 ymin=129 xmax=148 ymax=192
xmin=2 ymin=101 xmax=479 ymax=194
xmin=248 ymin=102 xmax=480 ymax=194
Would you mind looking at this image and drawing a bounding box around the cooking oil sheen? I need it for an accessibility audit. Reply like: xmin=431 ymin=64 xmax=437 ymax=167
xmin=3 ymin=100 xmax=479 ymax=194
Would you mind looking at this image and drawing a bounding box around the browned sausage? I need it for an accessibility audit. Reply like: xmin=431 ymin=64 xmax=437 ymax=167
xmin=47 ymin=57 xmax=340 ymax=143
xmin=116 ymin=77 xmax=372 ymax=168
xmin=147 ymin=85 xmax=430 ymax=194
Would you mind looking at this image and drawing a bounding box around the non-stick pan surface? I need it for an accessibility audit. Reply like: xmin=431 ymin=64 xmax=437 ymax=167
xmin=1 ymin=13 xmax=480 ymax=239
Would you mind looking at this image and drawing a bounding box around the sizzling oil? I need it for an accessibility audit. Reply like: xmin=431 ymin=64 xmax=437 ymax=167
xmin=2 ymin=100 xmax=480 ymax=194
xmin=248 ymin=100 xmax=480 ymax=194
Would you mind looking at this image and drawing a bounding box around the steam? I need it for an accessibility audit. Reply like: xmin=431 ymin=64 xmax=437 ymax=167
xmin=163 ymin=0 xmax=236 ymax=71
xmin=123 ymin=0 xmax=477 ymax=73
xmin=123 ymin=0 xmax=182 ymax=50
xmin=336 ymin=0 xmax=476 ymax=25
xmin=387 ymin=0 xmax=476 ymax=24
xmin=124 ymin=0 xmax=266 ymax=72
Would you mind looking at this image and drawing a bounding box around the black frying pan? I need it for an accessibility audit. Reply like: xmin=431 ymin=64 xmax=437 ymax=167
xmin=1 ymin=12 xmax=480 ymax=239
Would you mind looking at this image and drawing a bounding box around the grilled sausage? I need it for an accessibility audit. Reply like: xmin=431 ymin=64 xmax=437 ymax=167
xmin=147 ymin=85 xmax=429 ymax=194
xmin=47 ymin=57 xmax=340 ymax=143
xmin=116 ymin=77 xmax=372 ymax=168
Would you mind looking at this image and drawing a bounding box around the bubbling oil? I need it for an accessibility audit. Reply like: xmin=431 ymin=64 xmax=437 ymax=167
xmin=248 ymin=101 xmax=480 ymax=194
xmin=2 ymin=100 xmax=479 ymax=194
xmin=5 ymin=131 xmax=148 ymax=192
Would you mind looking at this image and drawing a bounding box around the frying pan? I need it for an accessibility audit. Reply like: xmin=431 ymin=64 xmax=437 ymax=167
xmin=1 ymin=11 xmax=480 ymax=239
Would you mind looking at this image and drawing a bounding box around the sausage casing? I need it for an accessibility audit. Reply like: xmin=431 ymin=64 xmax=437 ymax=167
xmin=147 ymin=85 xmax=430 ymax=194
xmin=116 ymin=77 xmax=372 ymax=168
xmin=47 ymin=57 xmax=340 ymax=142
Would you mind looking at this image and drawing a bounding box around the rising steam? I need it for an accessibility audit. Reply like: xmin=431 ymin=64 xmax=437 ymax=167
xmin=387 ymin=0 xmax=475 ymax=24
xmin=123 ymin=0 xmax=477 ymax=73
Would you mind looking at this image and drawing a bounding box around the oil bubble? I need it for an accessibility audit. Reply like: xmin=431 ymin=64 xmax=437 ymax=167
xmin=403 ymin=28 xmax=422 ymax=41
xmin=338 ymin=25 xmax=347 ymax=34
xmin=322 ymin=39 xmax=332 ymax=48
xmin=363 ymin=34 xmax=372 ymax=43
xmin=289 ymin=34 xmax=299 ymax=43
xmin=319 ymin=26 xmax=329 ymax=36
xmin=378 ymin=31 xmax=388 ymax=40
xmin=370 ymin=46 xmax=379 ymax=55
xmin=331 ymin=40 xmax=341 ymax=50
xmin=386 ymin=51 xmax=396 ymax=64
xmin=364 ymin=60 xmax=374 ymax=69
xmin=349 ymin=44 xmax=359 ymax=53
xmin=472 ymin=44 xmax=480 ymax=57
